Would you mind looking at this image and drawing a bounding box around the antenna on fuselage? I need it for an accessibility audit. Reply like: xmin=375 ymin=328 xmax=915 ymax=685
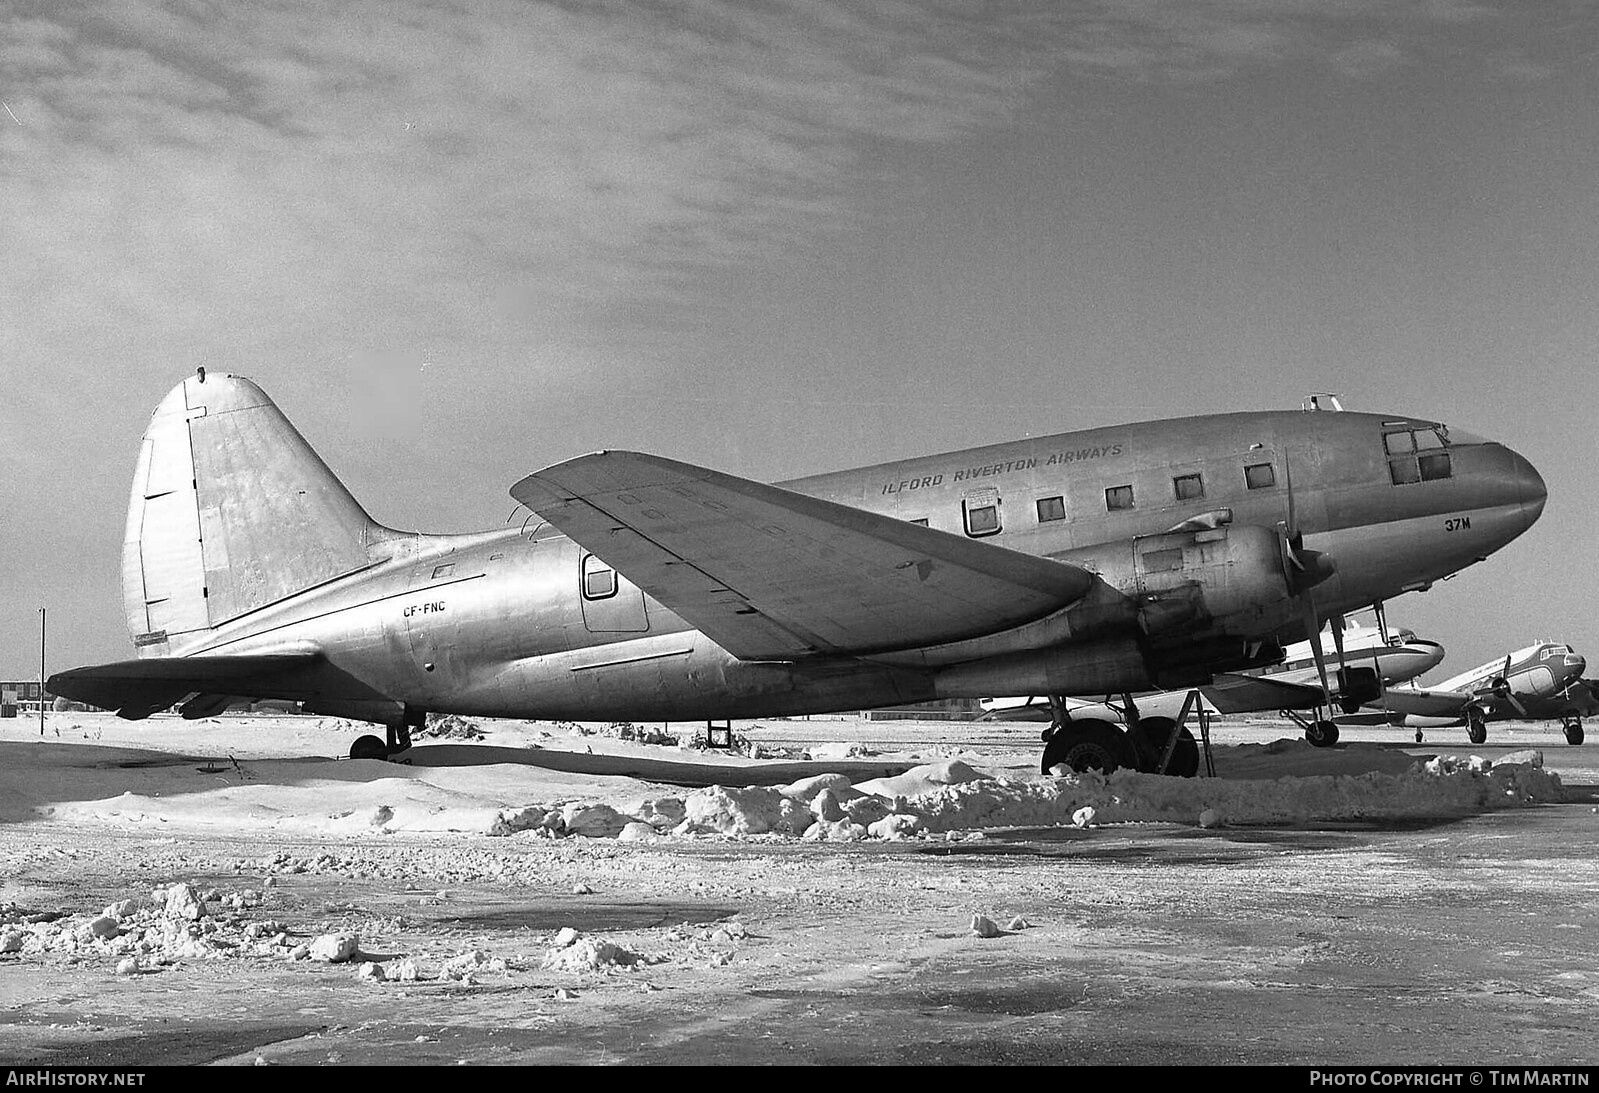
xmin=1301 ymin=393 xmax=1344 ymax=412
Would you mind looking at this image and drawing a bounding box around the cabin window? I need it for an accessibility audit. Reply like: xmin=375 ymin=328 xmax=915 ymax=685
xmin=1105 ymin=484 xmax=1135 ymax=512
xmin=581 ymin=553 xmax=618 ymax=599
xmin=963 ymin=500 xmax=1001 ymax=537
xmin=1245 ymin=463 xmax=1275 ymax=490
xmin=1385 ymin=428 xmax=1452 ymax=485
xmin=430 ymin=563 xmax=455 ymax=579
xmin=1173 ymin=473 xmax=1204 ymax=502
xmin=908 ymin=517 xmax=929 ymax=527
xmin=1036 ymin=496 xmax=1065 ymax=523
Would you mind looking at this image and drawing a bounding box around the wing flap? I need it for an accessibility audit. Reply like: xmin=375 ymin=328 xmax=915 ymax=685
xmin=511 ymin=451 xmax=1097 ymax=659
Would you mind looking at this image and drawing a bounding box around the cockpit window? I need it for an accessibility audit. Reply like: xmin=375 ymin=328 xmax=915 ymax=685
xmin=1384 ymin=428 xmax=1452 ymax=485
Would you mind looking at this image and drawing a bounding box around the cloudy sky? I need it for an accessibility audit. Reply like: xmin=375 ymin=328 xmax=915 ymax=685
xmin=3 ymin=0 xmax=1596 ymax=689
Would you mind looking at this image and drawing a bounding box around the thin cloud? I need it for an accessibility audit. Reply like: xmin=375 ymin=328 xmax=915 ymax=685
xmin=0 ymin=1 xmax=1064 ymax=396
xmin=1327 ymin=38 xmax=1408 ymax=79
xmin=0 ymin=0 xmax=1564 ymax=373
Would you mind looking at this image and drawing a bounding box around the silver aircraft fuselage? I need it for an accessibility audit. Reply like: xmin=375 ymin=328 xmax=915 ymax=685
xmin=167 ymin=404 xmax=1544 ymax=723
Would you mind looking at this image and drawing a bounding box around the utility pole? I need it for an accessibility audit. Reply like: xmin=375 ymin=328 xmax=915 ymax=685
xmin=39 ymin=607 xmax=45 ymax=736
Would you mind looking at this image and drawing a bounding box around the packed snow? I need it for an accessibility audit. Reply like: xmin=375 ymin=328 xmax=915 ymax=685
xmin=0 ymin=712 xmax=1566 ymax=842
xmin=0 ymin=711 xmax=1577 ymax=1018
xmin=0 ymin=883 xmax=743 ymax=986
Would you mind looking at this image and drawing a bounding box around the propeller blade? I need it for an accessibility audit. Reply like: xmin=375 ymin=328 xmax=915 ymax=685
xmin=1481 ymin=655 xmax=1529 ymax=715
xmin=1282 ymin=446 xmax=1337 ymax=720
xmin=1301 ymin=595 xmax=1333 ymax=709
xmin=1284 ymin=452 xmax=1297 ymax=536
xmin=1275 ymin=453 xmax=1336 ymax=596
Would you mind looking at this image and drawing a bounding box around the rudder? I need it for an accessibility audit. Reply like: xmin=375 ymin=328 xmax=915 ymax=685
xmin=123 ymin=371 xmax=381 ymax=655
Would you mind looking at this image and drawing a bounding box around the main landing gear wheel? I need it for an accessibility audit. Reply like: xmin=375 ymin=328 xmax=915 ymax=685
xmin=1041 ymin=722 xmax=1137 ymax=776
xmin=1304 ymin=720 xmax=1340 ymax=748
xmin=349 ymin=734 xmax=388 ymax=760
xmin=1130 ymin=717 xmax=1200 ymax=778
xmin=1414 ymin=730 xmax=1425 ymax=744
xmin=1466 ymin=711 xmax=1488 ymax=746
xmin=1564 ymin=717 xmax=1585 ymax=746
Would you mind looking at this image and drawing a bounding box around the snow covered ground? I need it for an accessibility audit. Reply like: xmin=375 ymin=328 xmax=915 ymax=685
xmin=0 ymin=710 xmax=1566 ymax=841
xmin=0 ymin=710 xmax=1591 ymax=1065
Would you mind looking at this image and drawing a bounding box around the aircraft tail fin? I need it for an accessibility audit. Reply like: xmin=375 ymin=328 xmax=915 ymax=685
xmin=122 ymin=371 xmax=385 ymax=655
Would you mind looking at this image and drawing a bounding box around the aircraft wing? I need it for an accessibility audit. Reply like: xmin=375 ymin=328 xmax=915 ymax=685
xmin=1364 ymin=686 xmax=1471 ymax=720
xmin=1201 ymin=673 xmax=1328 ymax=713
xmin=48 ymin=652 xmax=346 ymax=720
xmin=1567 ymin=681 xmax=1599 ymax=717
xmin=511 ymin=451 xmax=1098 ymax=660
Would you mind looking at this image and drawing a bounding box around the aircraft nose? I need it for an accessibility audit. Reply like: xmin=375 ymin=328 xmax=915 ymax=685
xmin=1568 ymin=652 xmax=1587 ymax=676
xmin=1509 ymin=447 xmax=1547 ymax=526
xmin=1407 ymin=639 xmax=1447 ymax=675
xmin=1490 ymin=441 xmax=1541 ymax=530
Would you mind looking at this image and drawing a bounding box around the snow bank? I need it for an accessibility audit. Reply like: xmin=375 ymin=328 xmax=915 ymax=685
xmin=489 ymin=752 xmax=1561 ymax=841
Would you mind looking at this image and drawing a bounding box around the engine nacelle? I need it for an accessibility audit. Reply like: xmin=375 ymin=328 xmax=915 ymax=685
xmin=300 ymin=697 xmax=406 ymax=726
xmin=1058 ymin=524 xmax=1302 ymax=644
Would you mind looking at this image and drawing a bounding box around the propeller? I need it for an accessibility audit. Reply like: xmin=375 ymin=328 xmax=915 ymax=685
xmin=1488 ymin=655 xmax=1528 ymax=716
xmin=1278 ymin=454 xmax=1339 ymax=711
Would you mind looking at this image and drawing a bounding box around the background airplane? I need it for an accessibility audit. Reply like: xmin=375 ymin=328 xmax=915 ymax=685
xmin=1201 ymin=615 xmax=1446 ymax=739
xmin=981 ymin=617 xmax=1446 ymax=771
xmin=48 ymin=372 xmax=1546 ymax=777
xmin=1339 ymin=642 xmax=1592 ymax=745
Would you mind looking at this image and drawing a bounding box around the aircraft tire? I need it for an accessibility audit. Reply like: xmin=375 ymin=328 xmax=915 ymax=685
xmin=1130 ymin=717 xmax=1200 ymax=777
xmin=1040 ymin=722 xmax=1136 ymax=777
xmin=1466 ymin=722 xmax=1487 ymax=746
xmin=1564 ymin=720 xmax=1584 ymax=746
xmin=349 ymin=734 xmax=388 ymax=760
xmin=1305 ymin=720 xmax=1340 ymax=748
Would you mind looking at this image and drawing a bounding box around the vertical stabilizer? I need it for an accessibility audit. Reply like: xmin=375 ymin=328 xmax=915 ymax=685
xmin=122 ymin=371 xmax=380 ymax=655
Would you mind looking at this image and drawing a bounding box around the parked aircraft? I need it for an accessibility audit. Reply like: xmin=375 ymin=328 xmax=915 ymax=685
xmin=980 ymin=618 xmax=1446 ymax=771
xmin=49 ymin=372 xmax=1546 ymax=777
xmin=1202 ymin=617 xmax=1445 ymax=744
xmin=1341 ymin=642 xmax=1592 ymax=745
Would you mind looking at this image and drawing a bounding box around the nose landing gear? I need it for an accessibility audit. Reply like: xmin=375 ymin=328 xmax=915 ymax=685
xmin=1562 ymin=715 xmax=1585 ymax=746
xmin=1284 ymin=707 xmax=1341 ymax=748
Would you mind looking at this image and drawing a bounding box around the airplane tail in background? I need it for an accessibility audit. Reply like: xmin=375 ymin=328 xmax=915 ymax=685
xmin=122 ymin=370 xmax=385 ymax=656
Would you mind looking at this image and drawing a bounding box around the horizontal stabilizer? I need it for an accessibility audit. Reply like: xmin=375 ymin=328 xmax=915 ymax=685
xmin=48 ymin=653 xmax=382 ymax=720
xmin=512 ymin=451 xmax=1097 ymax=659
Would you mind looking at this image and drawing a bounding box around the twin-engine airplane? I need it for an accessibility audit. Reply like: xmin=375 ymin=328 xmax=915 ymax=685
xmin=1341 ymin=642 xmax=1592 ymax=745
xmin=50 ymin=372 xmax=1546 ymax=776
xmin=1201 ymin=616 xmax=1446 ymax=746
xmin=979 ymin=617 xmax=1446 ymax=769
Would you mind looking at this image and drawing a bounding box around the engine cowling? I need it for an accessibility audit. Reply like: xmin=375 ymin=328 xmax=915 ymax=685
xmin=929 ymin=525 xmax=1313 ymax=699
xmin=1057 ymin=524 xmax=1308 ymax=644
